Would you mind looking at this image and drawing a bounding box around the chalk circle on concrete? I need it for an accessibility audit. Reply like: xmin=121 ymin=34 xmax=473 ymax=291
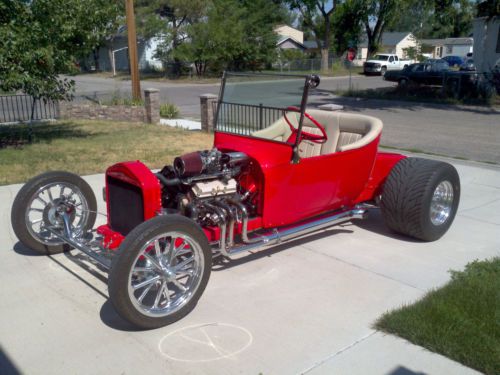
xmin=158 ymin=323 xmax=253 ymax=362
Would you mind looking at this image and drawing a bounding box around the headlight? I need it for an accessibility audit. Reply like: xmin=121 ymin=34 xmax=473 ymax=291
xmin=374 ymin=63 xmax=381 ymax=68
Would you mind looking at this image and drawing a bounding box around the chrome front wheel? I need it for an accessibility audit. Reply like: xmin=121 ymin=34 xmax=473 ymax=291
xmin=11 ymin=171 xmax=97 ymax=254
xmin=109 ymin=215 xmax=211 ymax=329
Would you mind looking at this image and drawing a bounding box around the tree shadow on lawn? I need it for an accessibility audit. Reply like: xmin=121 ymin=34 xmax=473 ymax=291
xmin=311 ymin=87 xmax=498 ymax=116
xmin=0 ymin=122 xmax=96 ymax=148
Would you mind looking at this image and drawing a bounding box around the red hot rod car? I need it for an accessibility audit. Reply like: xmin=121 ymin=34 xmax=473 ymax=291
xmin=11 ymin=73 xmax=460 ymax=329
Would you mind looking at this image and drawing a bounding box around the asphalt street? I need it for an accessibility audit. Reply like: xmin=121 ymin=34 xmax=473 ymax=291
xmin=71 ymin=74 xmax=500 ymax=164
xmin=1 ymin=155 xmax=498 ymax=374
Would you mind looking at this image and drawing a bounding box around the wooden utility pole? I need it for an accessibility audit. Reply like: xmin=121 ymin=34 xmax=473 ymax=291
xmin=125 ymin=0 xmax=141 ymax=100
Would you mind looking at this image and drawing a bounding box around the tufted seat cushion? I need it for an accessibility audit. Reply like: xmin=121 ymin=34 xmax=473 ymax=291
xmin=251 ymin=109 xmax=383 ymax=158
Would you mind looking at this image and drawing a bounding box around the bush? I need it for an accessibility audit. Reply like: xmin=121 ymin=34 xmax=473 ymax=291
xmin=160 ymin=103 xmax=180 ymax=119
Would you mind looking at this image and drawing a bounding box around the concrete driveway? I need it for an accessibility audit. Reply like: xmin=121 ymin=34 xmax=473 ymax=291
xmin=1 ymin=156 xmax=498 ymax=375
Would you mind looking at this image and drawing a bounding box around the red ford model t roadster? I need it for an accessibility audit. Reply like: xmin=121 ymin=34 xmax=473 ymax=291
xmin=11 ymin=73 xmax=460 ymax=329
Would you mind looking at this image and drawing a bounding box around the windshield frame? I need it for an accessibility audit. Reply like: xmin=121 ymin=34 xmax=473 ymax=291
xmin=215 ymin=71 xmax=316 ymax=161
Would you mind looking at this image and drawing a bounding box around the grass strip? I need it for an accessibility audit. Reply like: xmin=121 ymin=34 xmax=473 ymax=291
xmin=375 ymin=258 xmax=500 ymax=375
xmin=0 ymin=120 xmax=213 ymax=185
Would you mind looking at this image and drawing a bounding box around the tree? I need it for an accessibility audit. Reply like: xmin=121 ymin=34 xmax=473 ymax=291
xmin=389 ymin=0 xmax=476 ymax=39
xmin=135 ymin=0 xmax=207 ymax=75
xmin=0 ymin=0 xmax=120 ymax=140
xmin=426 ymin=0 xmax=475 ymax=38
xmin=331 ymin=0 xmax=365 ymax=56
xmin=360 ymin=0 xmax=399 ymax=56
xmin=174 ymin=0 xmax=285 ymax=75
xmin=288 ymin=1 xmax=340 ymax=73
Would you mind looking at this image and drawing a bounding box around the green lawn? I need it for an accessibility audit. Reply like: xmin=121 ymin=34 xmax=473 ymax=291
xmin=375 ymin=258 xmax=500 ymax=375
xmin=0 ymin=120 xmax=213 ymax=185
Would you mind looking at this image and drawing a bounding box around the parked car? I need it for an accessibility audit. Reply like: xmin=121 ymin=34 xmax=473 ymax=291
xmin=384 ymin=61 xmax=450 ymax=86
xmin=459 ymin=58 xmax=476 ymax=71
xmin=10 ymin=73 xmax=461 ymax=329
xmin=442 ymin=55 xmax=464 ymax=67
xmin=425 ymin=58 xmax=450 ymax=67
xmin=363 ymin=54 xmax=413 ymax=75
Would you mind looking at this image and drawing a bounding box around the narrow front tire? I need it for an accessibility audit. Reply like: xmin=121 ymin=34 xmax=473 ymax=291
xmin=108 ymin=215 xmax=212 ymax=329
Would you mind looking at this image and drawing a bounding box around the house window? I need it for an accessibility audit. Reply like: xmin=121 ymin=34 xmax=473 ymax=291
xmin=446 ymin=45 xmax=453 ymax=54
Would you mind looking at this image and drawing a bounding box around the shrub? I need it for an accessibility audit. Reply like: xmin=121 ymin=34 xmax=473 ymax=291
xmin=160 ymin=103 xmax=180 ymax=119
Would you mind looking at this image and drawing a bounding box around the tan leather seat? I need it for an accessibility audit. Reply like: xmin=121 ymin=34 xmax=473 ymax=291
xmin=251 ymin=109 xmax=383 ymax=158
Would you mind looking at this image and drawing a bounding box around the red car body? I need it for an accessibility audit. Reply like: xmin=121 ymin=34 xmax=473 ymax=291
xmin=97 ymin=129 xmax=404 ymax=248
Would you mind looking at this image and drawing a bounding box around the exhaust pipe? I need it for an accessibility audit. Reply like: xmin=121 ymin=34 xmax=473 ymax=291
xmin=217 ymin=205 xmax=367 ymax=257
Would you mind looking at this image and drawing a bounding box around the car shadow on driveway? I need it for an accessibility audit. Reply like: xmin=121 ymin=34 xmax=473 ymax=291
xmin=212 ymin=228 xmax=354 ymax=271
xmin=353 ymin=209 xmax=421 ymax=243
xmin=99 ymin=300 xmax=143 ymax=332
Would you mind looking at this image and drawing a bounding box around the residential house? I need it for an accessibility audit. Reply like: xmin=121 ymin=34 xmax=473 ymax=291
xmin=420 ymin=39 xmax=446 ymax=58
xmin=274 ymin=25 xmax=306 ymax=51
xmin=80 ymin=26 xmax=164 ymax=73
xmin=441 ymin=37 xmax=474 ymax=57
xmin=353 ymin=32 xmax=418 ymax=66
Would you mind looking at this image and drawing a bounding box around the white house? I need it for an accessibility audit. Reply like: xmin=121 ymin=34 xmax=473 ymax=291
xmin=420 ymin=39 xmax=446 ymax=58
xmin=274 ymin=25 xmax=306 ymax=50
xmin=441 ymin=37 xmax=474 ymax=57
xmin=353 ymin=32 xmax=418 ymax=66
xmin=81 ymin=26 xmax=164 ymax=73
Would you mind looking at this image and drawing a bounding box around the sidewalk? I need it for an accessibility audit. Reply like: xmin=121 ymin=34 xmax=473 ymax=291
xmin=1 ymin=157 xmax=498 ymax=375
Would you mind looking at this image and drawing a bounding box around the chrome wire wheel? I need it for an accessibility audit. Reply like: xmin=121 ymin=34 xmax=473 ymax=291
xmin=430 ymin=180 xmax=454 ymax=226
xmin=127 ymin=232 xmax=205 ymax=318
xmin=24 ymin=182 xmax=91 ymax=245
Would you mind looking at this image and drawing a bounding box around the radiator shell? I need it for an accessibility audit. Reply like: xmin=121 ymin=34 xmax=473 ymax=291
xmin=105 ymin=161 xmax=162 ymax=236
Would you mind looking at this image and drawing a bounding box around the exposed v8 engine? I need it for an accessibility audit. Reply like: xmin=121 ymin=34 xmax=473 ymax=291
xmin=157 ymin=148 xmax=256 ymax=240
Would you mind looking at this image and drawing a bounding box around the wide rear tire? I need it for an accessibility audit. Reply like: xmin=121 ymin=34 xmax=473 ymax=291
xmin=380 ymin=158 xmax=460 ymax=241
xmin=108 ymin=215 xmax=212 ymax=329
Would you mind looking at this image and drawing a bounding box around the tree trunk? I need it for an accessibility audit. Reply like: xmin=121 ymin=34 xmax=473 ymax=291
xmin=93 ymin=48 xmax=100 ymax=71
xmin=320 ymin=48 xmax=329 ymax=73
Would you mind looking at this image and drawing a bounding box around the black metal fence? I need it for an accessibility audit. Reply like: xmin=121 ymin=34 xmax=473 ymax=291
xmin=213 ymin=101 xmax=284 ymax=135
xmin=0 ymin=95 xmax=59 ymax=124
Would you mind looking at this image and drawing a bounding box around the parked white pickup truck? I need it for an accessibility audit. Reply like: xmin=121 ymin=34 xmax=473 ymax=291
xmin=363 ymin=54 xmax=413 ymax=75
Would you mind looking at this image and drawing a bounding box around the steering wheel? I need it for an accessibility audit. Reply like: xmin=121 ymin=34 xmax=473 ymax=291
xmin=284 ymin=106 xmax=327 ymax=144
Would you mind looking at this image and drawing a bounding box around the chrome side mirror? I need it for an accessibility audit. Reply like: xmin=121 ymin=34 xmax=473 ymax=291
xmin=309 ymin=75 xmax=320 ymax=88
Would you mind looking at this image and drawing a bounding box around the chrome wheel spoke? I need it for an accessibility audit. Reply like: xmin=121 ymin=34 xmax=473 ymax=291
xmin=137 ymin=283 xmax=154 ymax=303
xmin=153 ymin=280 xmax=166 ymax=308
xmin=176 ymin=268 xmax=194 ymax=277
xmin=154 ymin=240 xmax=163 ymax=259
xmin=36 ymin=196 xmax=48 ymax=206
xmin=133 ymin=275 xmax=161 ymax=291
xmin=174 ymin=256 xmax=194 ymax=272
xmin=171 ymin=279 xmax=187 ymax=292
xmin=133 ymin=266 xmax=155 ymax=273
xmin=163 ymin=283 xmax=171 ymax=304
xmin=142 ymin=252 xmax=163 ymax=271
xmin=47 ymin=188 xmax=54 ymax=203
xmin=166 ymin=239 xmax=176 ymax=264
